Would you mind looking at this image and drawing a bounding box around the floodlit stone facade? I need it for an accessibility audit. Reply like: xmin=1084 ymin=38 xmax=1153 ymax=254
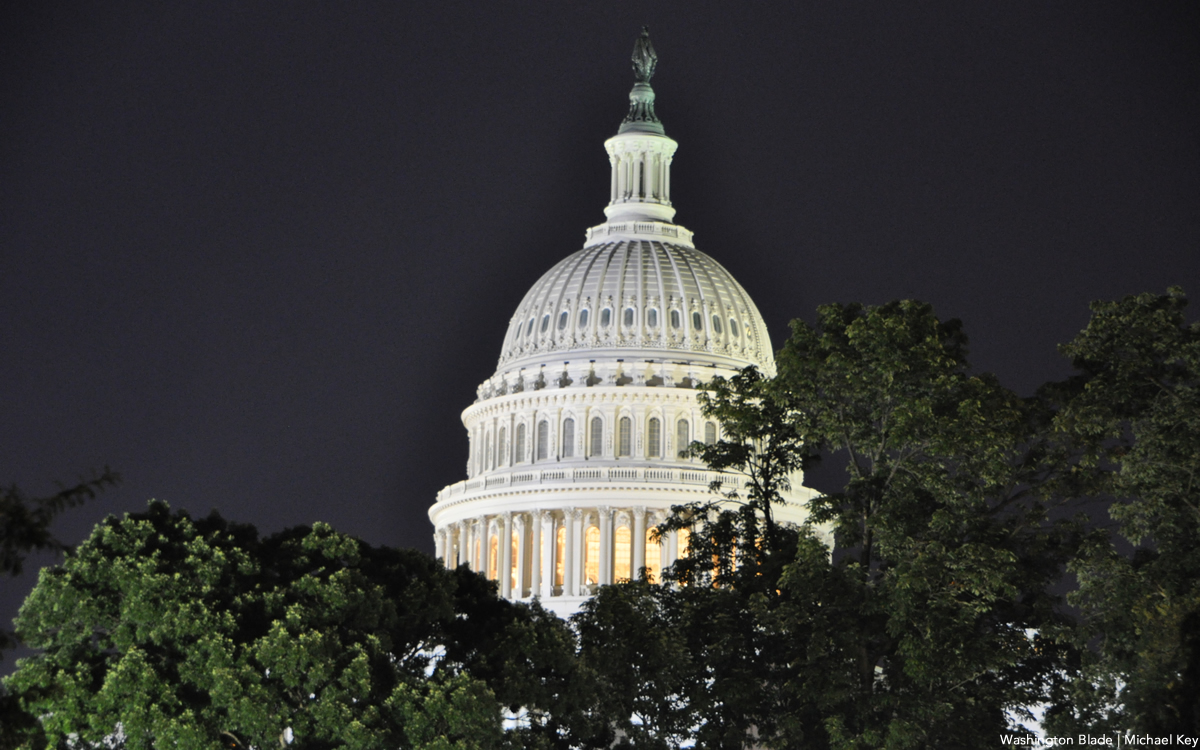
xmin=429 ymin=34 xmax=815 ymax=617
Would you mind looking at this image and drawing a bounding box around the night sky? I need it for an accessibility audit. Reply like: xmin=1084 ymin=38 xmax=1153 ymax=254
xmin=3 ymin=2 xmax=1199 ymax=660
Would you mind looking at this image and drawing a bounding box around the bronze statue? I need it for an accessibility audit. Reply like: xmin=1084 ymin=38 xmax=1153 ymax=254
xmin=631 ymin=26 xmax=657 ymax=83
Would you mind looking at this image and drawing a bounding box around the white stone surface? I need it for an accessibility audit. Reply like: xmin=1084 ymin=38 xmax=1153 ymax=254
xmin=430 ymin=70 xmax=817 ymax=616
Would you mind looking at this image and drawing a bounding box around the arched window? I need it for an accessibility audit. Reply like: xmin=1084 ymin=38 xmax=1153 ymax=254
xmin=578 ymin=309 xmax=589 ymax=328
xmin=526 ymin=318 xmax=534 ymax=336
xmin=498 ymin=427 xmax=507 ymax=466
xmin=623 ymin=308 xmax=635 ymax=326
xmin=618 ymin=416 xmax=632 ymax=457
xmin=614 ymin=526 xmax=632 ymax=582
xmin=585 ymin=525 xmax=600 ymax=585
xmin=670 ymin=309 xmax=681 ymax=329
xmin=645 ymin=527 xmax=662 ymax=583
xmin=600 ymin=308 xmax=612 ymax=327
xmin=555 ymin=525 xmax=566 ymax=587
xmin=561 ymin=418 xmax=575 ymax=458
xmin=712 ymin=315 xmax=723 ymax=334
xmin=678 ymin=527 xmax=691 ymax=558
xmin=676 ymin=419 xmax=690 ymax=458
xmin=647 ymin=309 xmax=658 ymax=328
xmin=590 ymin=417 xmax=603 ymax=457
xmin=515 ymin=423 xmax=526 ymax=463
xmin=489 ymin=535 xmax=499 ymax=581
xmin=705 ymin=421 xmax=717 ymax=445
xmin=558 ymin=311 xmax=569 ymax=330
xmin=647 ymin=417 xmax=661 ymax=458
xmin=537 ymin=421 xmax=549 ymax=460
xmin=692 ymin=311 xmax=703 ymax=330
xmin=730 ymin=319 xmax=739 ymax=337
xmin=540 ymin=314 xmax=550 ymax=333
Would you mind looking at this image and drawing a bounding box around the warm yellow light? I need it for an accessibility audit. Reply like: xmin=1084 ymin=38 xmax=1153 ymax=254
xmin=645 ymin=528 xmax=661 ymax=582
xmin=511 ymin=531 xmax=519 ymax=590
xmin=488 ymin=535 xmax=499 ymax=581
xmin=585 ymin=526 xmax=600 ymax=584
xmin=614 ymin=526 xmax=631 ymax=582
xmin=555 ymin=526 xmax=566 ymax=587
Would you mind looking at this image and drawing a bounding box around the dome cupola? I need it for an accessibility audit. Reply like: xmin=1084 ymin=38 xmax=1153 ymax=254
xmin=480 ymin=28 xmax=774 ymax=401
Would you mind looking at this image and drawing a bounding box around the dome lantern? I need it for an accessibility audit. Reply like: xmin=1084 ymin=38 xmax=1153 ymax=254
xmin=603 ymin=27 xmax=678 ymax=226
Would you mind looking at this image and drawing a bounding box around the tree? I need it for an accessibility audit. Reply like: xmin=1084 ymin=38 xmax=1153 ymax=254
xmin=0 ymin=468 xmax=119 ymax=748
xmin=0 ymin=469 xmax=120 ymax=642
xmin=4 ymin=501 xmax=576 ymax=749
xmin=646 ymin=300 xmax=1083 ymax=748
xmin=1047 ymin=287 xmax=1200 ymax=734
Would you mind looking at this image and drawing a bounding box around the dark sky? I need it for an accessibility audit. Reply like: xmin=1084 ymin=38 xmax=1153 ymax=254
xmin=3 ymin=2 xmax=1199 ymax=658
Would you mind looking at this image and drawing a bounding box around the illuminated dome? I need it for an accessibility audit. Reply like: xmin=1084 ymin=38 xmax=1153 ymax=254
xmin=430 ymin=30 xmax=815 ymax=617
xmin=495 ymin=239 xmax=774 ymax=376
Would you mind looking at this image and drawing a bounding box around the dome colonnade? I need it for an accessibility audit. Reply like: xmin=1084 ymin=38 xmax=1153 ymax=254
xmin=429 ymin=29 xmax=815 ymax=616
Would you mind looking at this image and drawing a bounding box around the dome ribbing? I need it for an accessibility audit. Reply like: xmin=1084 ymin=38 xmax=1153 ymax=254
xmin=497 ymin=240 xmax=773 ymax=374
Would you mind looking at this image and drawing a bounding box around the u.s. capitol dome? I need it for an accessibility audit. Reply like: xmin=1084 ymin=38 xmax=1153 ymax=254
xmin=430 ymin=30 xmax=815 ymax=616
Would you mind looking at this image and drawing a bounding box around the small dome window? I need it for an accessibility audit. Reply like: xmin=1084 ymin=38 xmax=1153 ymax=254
xmin=541 ymin=314 xmax=550 ymax=333
xmin=589 ymin=417 xmax=603 ymax=457
xmin=618 ymin=416 xmax=632 ymax=456
xmin=730 ymin=319 xmax=739 ymax=337
xmin=692 ymin=311 xmax=703 ymax=330
xmin=600 ymin=308 xmax=612 ymax=327
xmin=647 ymin=417 xmax=661 ymax=458
xmin=562 ymin=417 xmax=575 ymax=458
xmin=647 ymin=309 xmax=658 ymax=328
xmin=623 ymin=308 xmax=635 ymax=327
xmin=579 ymin=309 xmax=589 ymax=328
xmin=558 ymin=311 xmax=569 ymax=330
xmin=670 ymin=310 xmax=681 ymax=329
xmin=526 ymin=318 xmax=534 ymax=337
xmin=712 ymin=315 xmax=723 ymax=334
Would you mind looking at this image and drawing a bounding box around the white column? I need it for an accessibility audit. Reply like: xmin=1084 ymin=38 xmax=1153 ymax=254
xmin=569 ymin=508 xmax=583 ymax=596
xmin=474 ymin=518 xmax=485 ymax=572
xmin=514 ymin=514 xmax=528 ymax=598
xmin=541 ymin=513 xmax=555 ymax=598
xmin=633 ymin=506 xmax=647 ymax=578
xmin=500 ymin=513 xmax=513 ymax=598
xmin=529 ymin=511 xmax=541 ymax=597
xmin=666 ymin=527 xmax=678 ymax=570
xmin=598 ymin=506 xmax=613 ymax=585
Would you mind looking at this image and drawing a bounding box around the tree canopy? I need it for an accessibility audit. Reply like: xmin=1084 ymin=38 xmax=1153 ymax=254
xmin=6 ymin=290 xmax=1198 ymax=748
xmin=5 ymin=501 xmax=577 ymax=749
xmin=1046 ymin=287 xmax=1200 ymax=734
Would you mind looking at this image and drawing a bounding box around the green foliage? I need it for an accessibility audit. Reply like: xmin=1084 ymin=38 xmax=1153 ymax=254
xmin=1048 ymin=288 xmax=1200 ymax=734
xmin=642 ymin=300 xmax=1083 ymax=748
xmin=0 ymin=468 xmax=120 ymax=746
xmin=2 ymin=502 xmax=576 ymax=749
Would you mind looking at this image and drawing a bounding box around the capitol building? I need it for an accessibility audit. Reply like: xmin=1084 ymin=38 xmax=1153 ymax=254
xmin=429 ymin=31 xmax=816 ymax=616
